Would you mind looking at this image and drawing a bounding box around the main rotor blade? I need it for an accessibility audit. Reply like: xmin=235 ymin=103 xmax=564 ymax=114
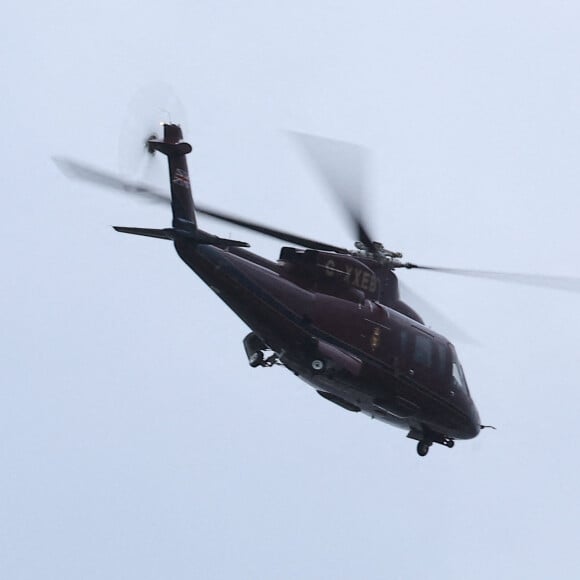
xmin=398 ymin=280 xmax=478 ymax=345
xmin=411 ymin=265 xmax=580 ymax=294
xmin=53 ymin=157 xmax=171 ymax=206
xmin=195 ymin=206 xmax=350 ymax=253
xmin=290 ymin=132 xmax=374 ymax=247
xmin=54 ymin=157 xmax=349 ymax=253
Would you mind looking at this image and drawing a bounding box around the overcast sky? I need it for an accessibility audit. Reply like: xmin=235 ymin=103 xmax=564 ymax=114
xmin=3 ymin=2 xmax=580 ymax=579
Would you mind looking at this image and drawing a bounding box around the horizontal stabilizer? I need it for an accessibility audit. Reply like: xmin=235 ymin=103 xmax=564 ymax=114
xmin=113 ymin=226 xmax=250 ymax=248
xmin=113 ymin=227 xmax=174 ymax=239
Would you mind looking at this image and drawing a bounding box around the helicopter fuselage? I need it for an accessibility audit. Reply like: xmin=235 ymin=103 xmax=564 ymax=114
xmin=175 ymin=238 xmax=481 ymax=444
xmin=58 ymin=121 xmax=580 ymax=454
xmin=55 ymin=121 xmax=497 ymax=455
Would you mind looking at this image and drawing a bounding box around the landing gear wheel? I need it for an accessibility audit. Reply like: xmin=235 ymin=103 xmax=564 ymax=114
xmin=444 ymin=439 xmax=455 ymax=448
xmin=417 ymin=441 xmax=431 ymax=457
xmin=311 ymin=359 xmax=325 ymax=373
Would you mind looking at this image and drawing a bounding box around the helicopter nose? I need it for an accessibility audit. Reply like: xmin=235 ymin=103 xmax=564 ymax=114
xmin=449 ymin=401 xmax=481 ymax=439
xmin=463 ymin=404 xmax=482 ymax=439
xmin=452 ymin=416 xmax=481 ymax=440
xmin=465 ymin=418 xmax=482 ymax=439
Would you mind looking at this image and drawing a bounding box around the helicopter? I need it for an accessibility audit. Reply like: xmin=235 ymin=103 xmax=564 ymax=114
xmin=55 ymin=122 xmax=580 ymax=457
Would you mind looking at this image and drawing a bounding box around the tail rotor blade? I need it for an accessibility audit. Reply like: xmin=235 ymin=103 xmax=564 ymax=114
xmin=118 ymin=82 xmax=188 ymax=180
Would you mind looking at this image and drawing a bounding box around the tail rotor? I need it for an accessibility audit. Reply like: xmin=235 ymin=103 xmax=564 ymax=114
xmin=118 ymin=83 xmax=188 ymax=182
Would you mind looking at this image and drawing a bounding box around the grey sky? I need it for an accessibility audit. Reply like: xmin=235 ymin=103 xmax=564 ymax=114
xmin=3 ymin=2 xmax=580 ymax=579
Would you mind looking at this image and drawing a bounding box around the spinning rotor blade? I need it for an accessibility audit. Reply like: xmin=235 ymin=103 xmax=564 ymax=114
xmin=118 ymin=82 xmax=188 ymax=179
xmin=410 ymin=265 xmax=580 ymax=294
xmin=398 ymin=281 xmax=478 ymax=345
xmin=53 ymin=157 xmax=171 ymax=206
xmin=54 ymin=157 xmax=349 ymax=252
xmin=195 ymin=207 xmax=350 ymax=253
xmin=290 ymin=132 xmax=374 ymax=248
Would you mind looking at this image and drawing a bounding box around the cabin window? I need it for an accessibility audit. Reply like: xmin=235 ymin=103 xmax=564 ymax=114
xmin=413 ymin=334 xmax=433 ymax=367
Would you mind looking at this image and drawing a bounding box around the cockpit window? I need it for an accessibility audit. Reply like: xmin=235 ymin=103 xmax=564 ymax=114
xmin=452 ymin=362 xmax=465 ymax=389
xmin=451 ymin=361 xmax=470 ymax=395
xmin=449 ymin=345 xmax=470 ymax=394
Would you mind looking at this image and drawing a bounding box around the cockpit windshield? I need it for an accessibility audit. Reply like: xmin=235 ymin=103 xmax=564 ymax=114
xmin=450 ymin=345 xmax=470 ymax=395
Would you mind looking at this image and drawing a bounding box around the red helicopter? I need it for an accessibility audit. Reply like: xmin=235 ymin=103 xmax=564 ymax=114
xmin=55 ymin=123 xmax=580 ymax=456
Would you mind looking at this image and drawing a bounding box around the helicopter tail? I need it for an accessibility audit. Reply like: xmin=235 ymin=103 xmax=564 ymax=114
xmin=139 ymin=124 xmax=248 ymax=248
xmin=147 ymin=123 xmax=197 ymax=232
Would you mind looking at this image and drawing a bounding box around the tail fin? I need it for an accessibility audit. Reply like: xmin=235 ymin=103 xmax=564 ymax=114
xmin=147 ymin=124 xmax=196 ymax=230
xmin=118 ymin=124 xmax=248 ymax=248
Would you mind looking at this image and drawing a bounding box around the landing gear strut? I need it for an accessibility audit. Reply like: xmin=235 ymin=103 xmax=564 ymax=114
xmin=409 ymin=429 xmax=455 ymax=457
